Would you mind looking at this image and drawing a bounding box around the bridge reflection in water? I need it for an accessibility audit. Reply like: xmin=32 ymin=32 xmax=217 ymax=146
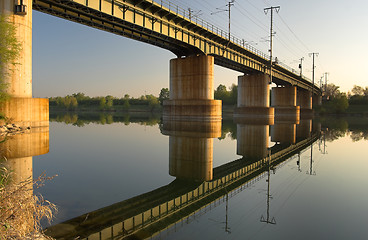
xmin=0 ymin=127 xmax=50 ymax=233
xmin=41 ymin=118 xmax=320 ymax=240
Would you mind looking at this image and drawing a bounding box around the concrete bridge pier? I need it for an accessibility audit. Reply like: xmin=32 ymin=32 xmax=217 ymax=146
xmin=234 ymin=73 xmax=274 ymax=120
xmin=0 ymin=0 xmax=48 ymax=127
xmin=163 ymin=55 xmax=221 ymax=121
xmin=313 ymin=94 xmax=322 ymax=108
xmin=161 ymin=120 xmax=221 ymax=182
xmin=271 ymin=86 xmax=300 ymax=122
xmin=297 ymin=89 xmax=313 ymax=117
xmin=235 ymin=118 xmax=273 ymax=160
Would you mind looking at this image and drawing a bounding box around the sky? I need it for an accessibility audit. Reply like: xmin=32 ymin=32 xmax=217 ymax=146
xmin=32 ymin=0 xmax=368 ymax=98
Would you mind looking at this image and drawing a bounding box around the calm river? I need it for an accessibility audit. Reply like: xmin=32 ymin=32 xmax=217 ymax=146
xmin=28 ymin=113 xmax=368 ymax=239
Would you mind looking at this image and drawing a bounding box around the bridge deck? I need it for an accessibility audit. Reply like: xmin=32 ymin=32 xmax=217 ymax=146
xmin=33 ymin=0 xmax=320 ymax=93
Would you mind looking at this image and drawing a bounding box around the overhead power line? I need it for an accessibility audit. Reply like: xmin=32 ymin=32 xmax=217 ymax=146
xmin=276 ymin=13 xmax=311 ymax=53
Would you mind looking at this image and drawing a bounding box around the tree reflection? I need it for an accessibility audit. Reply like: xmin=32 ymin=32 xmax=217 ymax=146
xmin=350 ymin=130 xmax=368 ymax=142
xmin=318 ymin=117 xmax=368 ymax=142
xmin=49 ymin=112 xmax=161 ymax=127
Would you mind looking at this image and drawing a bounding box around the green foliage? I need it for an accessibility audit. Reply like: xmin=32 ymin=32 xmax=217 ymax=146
xmin=49 ymin=91 xmax=165 ymax=112
xmin=123 ymin=98 xmax=130 ymax=111
xmin=351 ymin=85 xmax=364 ymax=96
xmin=146 ymin=94 xmax=159 ymax=111
xmin=321 ymin=94 xmax=349 ymax=114
xmin=99 ymin=97 xmax=106 ymax=110
xmin=331 ymin=94 xmax=349 ymax=113
xmin=54 ymin=95 xmax=78 ymax=110
xmin=214 ymin=84 xmax=237 ymax=105
xmin=106 ymin=95 xmax=114 ymax=109
xmin=348 ymin=85 xmax=368 ymax=105
xmin=158 ymin=88 xmax=169 ymax=105
xmin=323 ymin=83 xmax=341 ymax=99
xmin=0 ymin=15 xmax=22 ymax=103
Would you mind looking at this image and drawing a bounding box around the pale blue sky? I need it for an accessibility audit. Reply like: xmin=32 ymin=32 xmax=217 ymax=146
xmin=32 ymin=0 xmax=368 ymax=98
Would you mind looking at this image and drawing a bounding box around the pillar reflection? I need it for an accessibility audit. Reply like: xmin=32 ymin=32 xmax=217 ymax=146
xmin=297 ymin=119 xmax=312 ymax=140
xmin=161 ymin=120 xmax=221 ymax=182
xmin=235 ymin=118 xmax=273 ymax=160
xmin=271 ymin=118 xmax=299 ymax=145
xmin=0 ymin=127 xmax=49 ymax=233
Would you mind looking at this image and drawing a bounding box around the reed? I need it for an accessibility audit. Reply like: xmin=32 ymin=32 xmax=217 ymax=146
xmin=0 ymin=163 xmax=57 ymax=239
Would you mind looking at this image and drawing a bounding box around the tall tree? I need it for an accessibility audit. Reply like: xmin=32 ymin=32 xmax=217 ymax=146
xmin=214 ymin=84 xmax=230 ymax=103
xmin=158 ymin=88 xmax=169 ymax=105
xmin=351 ymin=85 xmax=364 ymax=96
xmin=324 ymin=83 xmax=341 ymax=99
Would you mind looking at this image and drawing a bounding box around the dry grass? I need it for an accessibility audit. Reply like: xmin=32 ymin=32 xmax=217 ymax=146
xmin=0 ymin=163 xmax=57 ymax=239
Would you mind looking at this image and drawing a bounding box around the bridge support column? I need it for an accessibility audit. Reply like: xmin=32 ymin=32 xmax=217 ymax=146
xmin=313 ymin=94 xmax=322 ymax=107
xmin=297 ymin=89 xmax=313 ymax=117
xmin=161 ymin=120 xmax=221 ymax=182
xmin=271 ymin=86 xmax=300 ymax=122
xmin=0 ymin=0 xmax=48 ymax=127
xmin=234 ymin=73 xmax=274 ymax=120
xmin=163 ymin=55 xmax=221 ymax=121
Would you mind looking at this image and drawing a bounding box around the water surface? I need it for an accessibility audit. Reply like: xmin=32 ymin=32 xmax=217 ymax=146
xmin=29 ymin=114 xmax=368 ymax=239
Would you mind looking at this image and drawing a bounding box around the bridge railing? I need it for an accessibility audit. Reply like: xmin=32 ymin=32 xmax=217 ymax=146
xmin=154 ymin=0 xmax=269 ymax=59
xmin=153 ymin=0 xmax=315 ymax=87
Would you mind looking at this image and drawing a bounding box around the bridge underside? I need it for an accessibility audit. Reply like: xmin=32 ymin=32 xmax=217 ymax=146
xmin=33 ymin=0 xmax=202 ymax=56
xmin=32 ymin=0 xmax=320 ymax=94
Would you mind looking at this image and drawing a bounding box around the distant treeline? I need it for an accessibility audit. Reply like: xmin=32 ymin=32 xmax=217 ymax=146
xmin=49 ymin=88 xmax=169 ymax=111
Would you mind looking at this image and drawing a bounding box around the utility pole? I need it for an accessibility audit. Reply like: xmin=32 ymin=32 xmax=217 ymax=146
xmin=264 ymin=6 xmax=280 ymax=84
xmin=324 ymin=72 xmax=329 ymax=93
xmin=309 ymin=52 xmax=319 ymax=102
xmin=299 ymin=57 xmax=304 ymax=77
xmin=260 ymin=148 xmax=276 ymax=225
xmin=309 ymin=52 xmax=319 ymax=87
xmin=307 ymin=141 xmax=316 ymax=176
xmin=188 ymin=8 xmax=202 ymax=21
xmin=211 ymin=1 xmax=235 ymax=40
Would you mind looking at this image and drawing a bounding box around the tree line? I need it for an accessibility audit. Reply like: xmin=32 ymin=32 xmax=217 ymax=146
xmin=320 ymin=84 xmax=368 ymax=113
xmin=49 ymin=88 xmax=170 ymax=111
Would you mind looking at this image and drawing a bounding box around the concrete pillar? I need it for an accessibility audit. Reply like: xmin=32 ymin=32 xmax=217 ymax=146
xmin=0 ymin=0 xmax=49 ymax=127
xmin=234 ymin=73 xmax=274 ymax=120
xmin=163 ymin=55 xmax=221 ymax=121
xmin=313 ymin=94 xmax=322 ymax=107
xmin=271 ymin=86 xmax=300 ymax=122
xmin=297 ymin=89 xmax=313 ymax=116
xmin=161 ymin=120 xmax=221 ymax=182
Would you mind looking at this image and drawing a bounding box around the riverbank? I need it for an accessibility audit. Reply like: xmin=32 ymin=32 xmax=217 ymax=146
xmin=49 ymin=103 xmax=368 ymax=117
